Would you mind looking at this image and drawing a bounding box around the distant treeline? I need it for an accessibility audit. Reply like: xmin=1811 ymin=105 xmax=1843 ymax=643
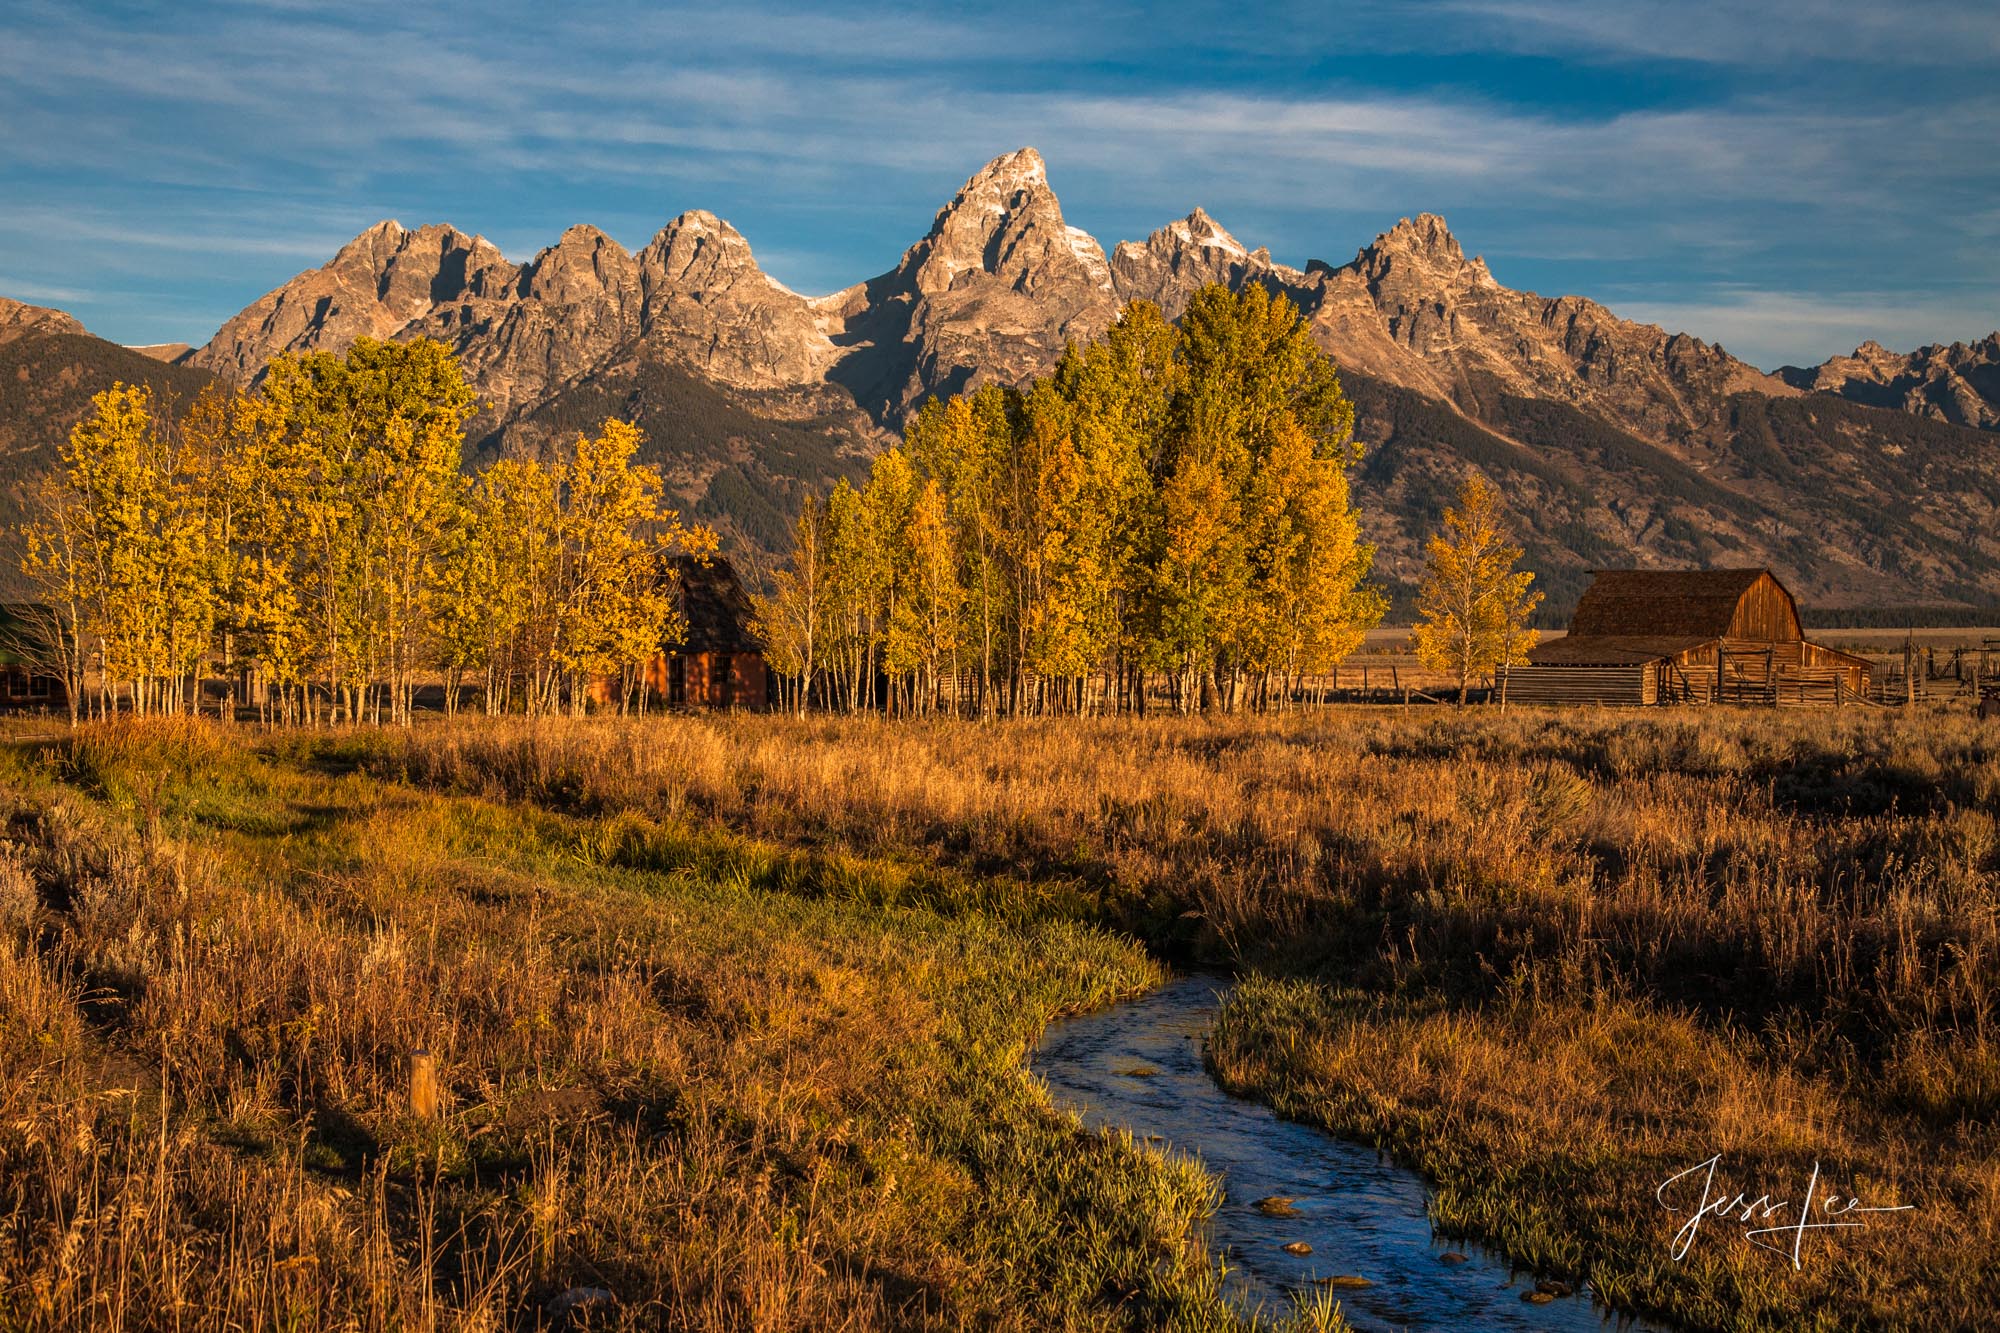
xmin=1804 ymin=605 xmax=2000 ymax=630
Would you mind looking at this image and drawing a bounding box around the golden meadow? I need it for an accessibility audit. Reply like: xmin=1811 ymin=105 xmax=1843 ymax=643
xmin=1 ymin=705 xmax=1995 ymax=1331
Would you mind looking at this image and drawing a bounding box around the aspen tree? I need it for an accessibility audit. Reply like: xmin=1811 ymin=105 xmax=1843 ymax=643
xmin=857 ymin=448 xmax=916 ymax=712
xmin=551 ymin=419 xmax=712 ymax=716
xmin=748 ymin=493 xmax=830 ymax=713
xmin=260 ymin=337 xmax=474 ymax=723
xmin=460 ymin=458 xmax=559 ymax=714
xmin=822 ymin=479 xmax=873 ymax=713
xmin=906 ymin=385 xmax=1013 ymax=715
xmin=1412 ymin=472 xmax=1543 ymax=704
xmin=20 ymin=473 xmax=96 ymax=724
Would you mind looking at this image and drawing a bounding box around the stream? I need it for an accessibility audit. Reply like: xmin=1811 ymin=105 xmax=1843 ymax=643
xmin=1032 ymin=975 xmax=1664 ymax=1331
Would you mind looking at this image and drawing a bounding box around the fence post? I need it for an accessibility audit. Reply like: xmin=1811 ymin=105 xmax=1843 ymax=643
xmin=409 ymin=1050 xmax=439 ymax=1120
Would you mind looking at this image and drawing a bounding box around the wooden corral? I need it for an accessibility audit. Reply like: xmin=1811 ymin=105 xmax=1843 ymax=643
xmin=1509 ymin=569 xmax=1872 ymax=708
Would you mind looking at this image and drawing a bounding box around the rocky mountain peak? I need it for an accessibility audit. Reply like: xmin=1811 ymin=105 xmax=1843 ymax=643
xmin=900 ymin=147 xmax=1106 ymax=298
xmin=1378 ymin=212 xmax=1462 ymax=260
xmin=0 ymin=296 xmax=88 ymax=347
xmin=813 ymin=148 xmax=1123 ymax=420
xmin=631 ymin=210 xmax=833 ymax=392
xmin=968 ymin=146 xmax=1047 ymax=191
xmin=1173 ymin=207 xmax=1250 ymax=257
xmin=521 ymin=225 xmax=637 ymax=306
xmin=1343 ymin=212 xmax=1499 ymax=296
xmin=1110 ymin=208 xmax=1273 ymax=317
xmin=332 ymin=219 xmax=407 ymax=265
xmin=640 ymin=211 xmax=774 ymax=291
xmin=188 ymin=218 xmax=521 ymax=383
xmin=1783 ymin=330 xmax=2000 ymax=430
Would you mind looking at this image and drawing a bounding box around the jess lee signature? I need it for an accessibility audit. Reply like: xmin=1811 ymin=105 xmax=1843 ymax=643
xmin=1656 ymin=1155 xmax=1915 ymax=1268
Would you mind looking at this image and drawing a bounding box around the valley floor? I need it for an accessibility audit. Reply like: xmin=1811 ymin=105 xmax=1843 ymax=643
xmin=1 ymin=707 xmax=1995 ymax=1331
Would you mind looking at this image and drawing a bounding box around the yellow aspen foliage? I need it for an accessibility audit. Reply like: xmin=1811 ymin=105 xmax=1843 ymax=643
xmin=1412 ymin=472 xmax=1543 ymax=704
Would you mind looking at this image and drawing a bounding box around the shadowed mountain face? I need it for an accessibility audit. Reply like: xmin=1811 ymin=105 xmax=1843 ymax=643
xmin=14 ymin=151 xmax=1999 ymax=611
xmin=0 ymin=305 xmax=220 ymax=596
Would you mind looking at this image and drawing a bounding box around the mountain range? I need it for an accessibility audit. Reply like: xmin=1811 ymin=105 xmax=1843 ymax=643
xmin=4 ymin=148 xmax=1998 ymax=613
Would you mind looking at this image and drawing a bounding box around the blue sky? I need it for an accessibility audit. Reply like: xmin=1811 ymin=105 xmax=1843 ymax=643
xmin=1 ymin=0 xmax=1994 ymax=369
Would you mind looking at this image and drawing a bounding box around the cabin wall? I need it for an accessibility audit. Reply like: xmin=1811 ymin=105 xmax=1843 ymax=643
xmin=0 ymin=666 xmax=64 ymax=711
xmin=665 ymin=651 xmax=769 ymax=709
xmin=584 ymin=652 xmax=770 ymax=710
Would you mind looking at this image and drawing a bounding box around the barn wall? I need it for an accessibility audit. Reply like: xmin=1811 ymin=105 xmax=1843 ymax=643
xmin=1726 ymin=574 xmax=1804 ymax=642
xmin=727 ymin=653 xmax=768 ymax=709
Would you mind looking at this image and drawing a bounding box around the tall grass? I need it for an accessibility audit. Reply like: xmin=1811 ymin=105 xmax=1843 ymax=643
xmin=365 ymin=709 xmax=2000 ymax=1068
xmin=0 ymin=719 xmax=1340 ymax=1332
xmin=5 ymin=706 xmax=1994 ymax=1330
xmin=349 ymin=706 xmax=1999 ymax=1329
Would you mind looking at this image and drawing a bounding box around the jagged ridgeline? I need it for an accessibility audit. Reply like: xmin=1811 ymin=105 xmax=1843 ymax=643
xmin=8 ymin=150 xmax=2000 ymax=613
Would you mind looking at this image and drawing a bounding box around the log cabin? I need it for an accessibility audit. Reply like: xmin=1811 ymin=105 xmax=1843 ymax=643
xmin=0 ymin=605 xmax=69 ymax=712
xmin=1507 ymin=568 xmax=1871 ymax=707
xmin=641 ymin=556 xmax=771 ymax=710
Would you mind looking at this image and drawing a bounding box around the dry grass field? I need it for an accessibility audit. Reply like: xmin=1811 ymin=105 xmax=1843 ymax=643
xmin=2 ymin=704 xmax=1996 ymax=1331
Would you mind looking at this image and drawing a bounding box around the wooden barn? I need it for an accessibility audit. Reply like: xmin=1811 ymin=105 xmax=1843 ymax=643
xmin=1507 ymin=569 xmax=1871 ymax=707
xmin=644 ymin=555 xmax=771 ymax=710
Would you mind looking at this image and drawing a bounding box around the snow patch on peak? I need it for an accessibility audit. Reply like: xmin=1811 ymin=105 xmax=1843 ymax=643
xmin=1197 ymin=228 xmax=1246 ymax=259
xmin=1066 ymin=224 xmax=1113 ymax=290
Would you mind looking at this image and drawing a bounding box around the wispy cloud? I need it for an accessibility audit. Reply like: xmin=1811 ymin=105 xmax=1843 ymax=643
xmin=1620 ymin=290 xmax=2000 ymax=370
xmin=1440 ymin=0 xmax=2000 ymax=68
xmin=0 ymin=0 xmax=1992 ymax=363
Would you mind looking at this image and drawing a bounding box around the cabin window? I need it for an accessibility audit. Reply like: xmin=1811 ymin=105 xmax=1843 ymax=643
xmin=6 ymin=670 xmax=26 ymax=698
xmin=27 ymin=674 xmax=50 ymax=698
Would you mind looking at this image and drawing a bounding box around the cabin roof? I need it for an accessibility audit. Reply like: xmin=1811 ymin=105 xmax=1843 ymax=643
xmin=0 ymin=604 xmax=56 ymax=669
xmin=1526 ymin=634 xmax=1714 ymax=666
xmin=1568 ymin=568 xmax=1784 ymax=639
xmin=671 ymin=555 xmax=762 ymax=655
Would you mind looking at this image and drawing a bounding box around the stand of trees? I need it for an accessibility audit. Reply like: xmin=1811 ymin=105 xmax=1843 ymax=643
xmin=1411 ymin=473 xmax=1543 ymax=704
xmin=21 ymin=338 xmax=713 ymax=725
xmin=751 ymin=285 xmax=1387 ymax=716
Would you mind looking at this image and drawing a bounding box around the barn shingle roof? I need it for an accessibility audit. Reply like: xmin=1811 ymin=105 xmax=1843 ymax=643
xmin=1526 ymin=634 xmax=1713 ymax=666
xmin=1567 ymin=568 xmax=1769 ymax=638
xmin=671 ymin=556 xmax=762 ymax=655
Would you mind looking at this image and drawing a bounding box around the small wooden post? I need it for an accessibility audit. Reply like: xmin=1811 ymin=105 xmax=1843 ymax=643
xmin=408 ymin=1050 xmax=439 ymax=1121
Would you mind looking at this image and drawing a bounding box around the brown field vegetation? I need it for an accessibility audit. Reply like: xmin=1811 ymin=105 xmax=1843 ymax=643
xmin=2 ymin=704 xmax=1996 ymax=1331
xmin=0 ymin=720 xmax=1329 ymax=1333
